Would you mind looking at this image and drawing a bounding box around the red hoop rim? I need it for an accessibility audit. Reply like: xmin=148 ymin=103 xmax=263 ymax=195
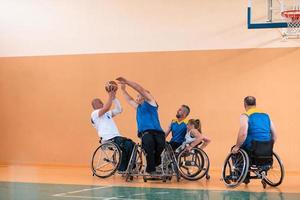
xmin=281 ymin=10 xmax=300 ymax=20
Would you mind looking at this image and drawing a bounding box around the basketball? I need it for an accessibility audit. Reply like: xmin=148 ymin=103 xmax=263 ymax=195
xmin=105 ymin=80 xmax=118 ymax=92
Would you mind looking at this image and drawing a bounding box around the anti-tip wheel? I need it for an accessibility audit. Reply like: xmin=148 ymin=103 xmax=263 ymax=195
xmin=262 ymin=180 xmax=267 ymax=189
xmin=206 ymin=174 xmax=210 ymax=180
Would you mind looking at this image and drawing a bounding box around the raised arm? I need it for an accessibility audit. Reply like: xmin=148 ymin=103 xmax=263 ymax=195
xmin=120 ymin=83 xmax=138 ymax=109
xmin=232 ymin=114 xmax=249 ymax=153
xmin=111 ymin=98 xmax=123 ymax=117
xmin=270 ymin=121 xmax=277 ymax=143
xmin=98 ymin=91 xmax=115 ymax=117
xmin=116 ymin=77 xmax=156 ymax=105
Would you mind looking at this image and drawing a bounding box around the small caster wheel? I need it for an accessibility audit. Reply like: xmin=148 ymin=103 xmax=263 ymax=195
xmin=162 ymin=177 xmax=167 ymax=182
xmin=92 ymin=173 xmax=95 ymax=176
xmin=143 ymin=177 xmax=147 ymax=182
xmin=130 ymin=176 xmax=133 ymax=181
xmin=262 ymin=180 xmax=267 ymax=189
xmin=206 ymin=174 xmax=210 ymax=180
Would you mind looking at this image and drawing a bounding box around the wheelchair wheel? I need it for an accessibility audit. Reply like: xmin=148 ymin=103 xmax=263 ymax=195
xmin=91 ymin=142 xmax=121 ymax=178
xmin=196 ymin=149 xmax=210 ymax=180
xmin=177 ymin=148 xmax=208 ymax=181
xmin=165 ymin=144 xmax=180 ymax=182
xmin=125 ymin=145 xmax=138 ymax=181
xmin=135 ymin=148 xmax=145 ymax=172
xmin=263 ymin=152 xmax=285 ymax=187
xmin=221 ymin=149 xmax=249 ymax=188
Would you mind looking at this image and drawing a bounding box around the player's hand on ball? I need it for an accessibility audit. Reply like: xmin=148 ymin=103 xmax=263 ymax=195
xmin=105 ymin=81 xmax=118 ymax=92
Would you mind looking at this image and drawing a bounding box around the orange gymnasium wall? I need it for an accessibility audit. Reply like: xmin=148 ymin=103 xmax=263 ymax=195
xmin=0 ymin=48 xmax=300 ymax=170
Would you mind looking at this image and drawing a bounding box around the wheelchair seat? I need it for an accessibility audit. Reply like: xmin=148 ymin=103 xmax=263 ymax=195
xmin=249 ymin=140 xmax=274 ymax=167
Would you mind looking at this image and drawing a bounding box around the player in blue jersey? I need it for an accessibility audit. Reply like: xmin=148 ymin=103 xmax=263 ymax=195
xmin=117 ymin=77 xmax=165 ymax=174
xmin=165 ymin=105 xmax=190 ymax=151
xmin=232 ymin=96 xmax=277 ymax=154
xmin=231 ymin=96 xmax=278 ymax=183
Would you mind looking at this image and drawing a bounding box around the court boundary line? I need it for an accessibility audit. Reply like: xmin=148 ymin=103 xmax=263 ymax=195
xmin=52 ymin=186 xmax=112 ymax=197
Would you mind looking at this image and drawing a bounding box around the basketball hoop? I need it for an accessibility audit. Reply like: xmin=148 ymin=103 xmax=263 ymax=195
xmin=280 ymin=1 xmax=300 ymax=38
xmin=282 ymin=9 xmax=300 ymax=19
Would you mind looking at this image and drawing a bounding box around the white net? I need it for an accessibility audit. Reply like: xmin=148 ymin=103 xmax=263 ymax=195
xmin=280 ymin=0 xmax=300 ymax=37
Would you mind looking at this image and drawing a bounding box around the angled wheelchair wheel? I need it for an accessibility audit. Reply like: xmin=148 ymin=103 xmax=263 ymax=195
xmin=125 ymin=144 xmax=145 ymax=181
xmin=177 ymin=148 xmax=208 ymax=181
xmin=91 ymin=142 xmax=121 ymax=178
xmin=196 ymin=149 xmax=210 ymax=180
xmin=125 ymin=144 xmax=138 ymax=181
xmin=263 ymin=152 xmax=285 ymax=187
xmin=165 ymin=144 xmax=181 ymax=182
xmin=221 ymin=149 xmax=249 ymax=188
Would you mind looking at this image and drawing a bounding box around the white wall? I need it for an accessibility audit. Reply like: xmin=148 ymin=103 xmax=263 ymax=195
xmin=0 ymin=0 xmax=299 ymax=57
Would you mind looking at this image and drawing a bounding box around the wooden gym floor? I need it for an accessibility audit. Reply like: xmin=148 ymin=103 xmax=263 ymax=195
xmin=0 ymin=165 xmax=300 ymax=200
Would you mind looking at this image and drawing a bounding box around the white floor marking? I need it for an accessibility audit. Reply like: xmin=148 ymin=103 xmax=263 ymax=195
xmin=132 ymin=193 xmax=146 ymax=196
xmin=183 ymin=191 xmax=198 ymax=194
xmin=52 ymin=186 xmax=112 ymax=197
xmin=154 ymin=191 xmax=169 ymax=194
xmin=53 ymin=195 xmax=135 ymax=200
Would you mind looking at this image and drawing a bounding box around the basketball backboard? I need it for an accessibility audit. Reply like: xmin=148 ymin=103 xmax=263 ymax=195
xmin=247 ymin=0 xmax=300 ymax=29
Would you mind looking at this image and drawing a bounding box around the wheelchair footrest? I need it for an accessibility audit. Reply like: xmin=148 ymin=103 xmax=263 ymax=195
xmin=143 ymin=174 xmax=172 ymax=182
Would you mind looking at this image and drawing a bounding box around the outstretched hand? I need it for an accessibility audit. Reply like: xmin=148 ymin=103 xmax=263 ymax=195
xmin=116 ymin=77 xmax=127 ymax=84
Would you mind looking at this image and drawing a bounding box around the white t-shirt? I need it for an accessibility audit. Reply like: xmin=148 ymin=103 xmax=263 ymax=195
xmin=183 ymin=130 xmax=196 ymax=145
xmin=176 ymin=130 xmax=196 ymax=153
xmin=91 ymin=110 xmax=121 ymax=141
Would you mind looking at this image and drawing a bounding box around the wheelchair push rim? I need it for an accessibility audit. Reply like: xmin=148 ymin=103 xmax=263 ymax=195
xmin=222 ymin=149 xmax=249 ymax=188
xmin=91 ymin=142 xmax=121 ymax=178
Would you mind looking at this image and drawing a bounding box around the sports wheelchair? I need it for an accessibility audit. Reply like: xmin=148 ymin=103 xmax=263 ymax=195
xmin=125 ymin=142 xmax=181 ymax=182
xmin=125 ymin=141 xmax=210 ymax=182
xmin=221 ymin=140 xmax=284 ymax=188
xmin=175 ymin=142 xmax=210 ymax=181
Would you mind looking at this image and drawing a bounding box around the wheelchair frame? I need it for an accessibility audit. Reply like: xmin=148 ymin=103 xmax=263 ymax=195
xmin=125 ymin=142 xmax=181 ymax=182
xmin=125 ymin=141 xmax=211 ymax=182
xmin=221 ymin=148 xmax=284 ymax=188
xmin=91 ymin=138 xmax=211 ymax=183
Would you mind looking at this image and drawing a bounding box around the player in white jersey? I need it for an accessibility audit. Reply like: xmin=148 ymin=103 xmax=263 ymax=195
xmin=91 ymin=89 xmax=134 ymax=172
